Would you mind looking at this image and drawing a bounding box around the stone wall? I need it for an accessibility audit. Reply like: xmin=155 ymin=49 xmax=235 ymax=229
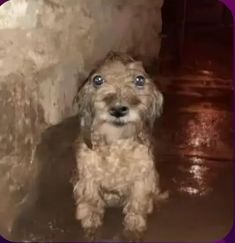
xmin=0 ymin=0 xmax=164 ymax=237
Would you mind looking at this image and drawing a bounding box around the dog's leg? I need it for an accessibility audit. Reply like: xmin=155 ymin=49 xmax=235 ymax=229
xmin=74 ymin=180 xmax=104 ymax=240
xmin=123 ymin=178 xmax=155 ymax=241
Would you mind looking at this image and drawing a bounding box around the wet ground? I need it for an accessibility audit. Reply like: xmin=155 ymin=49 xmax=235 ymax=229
xmin=8 ymin=27 xmax=234 ymax=242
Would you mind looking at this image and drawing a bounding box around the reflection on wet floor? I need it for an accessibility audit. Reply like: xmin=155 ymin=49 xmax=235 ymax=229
xmin=9 ymin=28 xmax=234 ymax=242
xmin=158 ymin=100 xmax=232 ymax=158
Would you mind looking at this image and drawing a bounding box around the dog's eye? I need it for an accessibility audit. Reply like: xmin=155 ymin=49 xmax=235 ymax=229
xmin=93 ymin=75 xmax=104 ymax=86
xmin=134 ymin=75 xmax=145 ymax=87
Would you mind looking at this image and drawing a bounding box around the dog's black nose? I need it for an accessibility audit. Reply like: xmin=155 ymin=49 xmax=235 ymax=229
xmin=109 ymin=106 xmax=129 ymax=117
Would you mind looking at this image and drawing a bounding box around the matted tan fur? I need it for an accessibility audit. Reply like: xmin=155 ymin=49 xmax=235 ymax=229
xmin=73 ymin=52 xmax=166 ymax=239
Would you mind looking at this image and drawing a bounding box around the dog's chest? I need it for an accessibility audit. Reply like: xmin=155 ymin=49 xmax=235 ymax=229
xmin=93 ymin=139 xmax=152 ymax=190
xmin=77 ymin=138 xmax=155 ymax=206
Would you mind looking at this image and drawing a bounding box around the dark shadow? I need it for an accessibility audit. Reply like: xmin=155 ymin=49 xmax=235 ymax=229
xmin=11 ymin=116 xmax=85 ymax=242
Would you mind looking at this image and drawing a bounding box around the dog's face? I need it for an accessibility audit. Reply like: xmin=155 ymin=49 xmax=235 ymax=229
xmin=76 ymin=53 xmax=163 ymax=142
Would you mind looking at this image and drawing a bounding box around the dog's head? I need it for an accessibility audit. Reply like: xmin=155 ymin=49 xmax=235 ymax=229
xmin=75 ymin=52 xmax=163 ymax=143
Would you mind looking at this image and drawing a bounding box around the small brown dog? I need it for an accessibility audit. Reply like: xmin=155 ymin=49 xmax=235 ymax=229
xmin=73 ymin=52 xmax=166 ymax=240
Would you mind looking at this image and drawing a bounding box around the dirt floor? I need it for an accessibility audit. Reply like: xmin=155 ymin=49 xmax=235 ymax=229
xmin=8 ymin=27 xmax=234 ymax=242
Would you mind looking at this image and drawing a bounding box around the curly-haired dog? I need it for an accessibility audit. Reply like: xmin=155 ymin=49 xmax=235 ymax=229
xmin=73 ymin=52 xmax=166 ymax=240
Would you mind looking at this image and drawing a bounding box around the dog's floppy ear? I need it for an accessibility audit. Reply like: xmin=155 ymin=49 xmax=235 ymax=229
xmin=148 ymin=88 xmax=164 ymax=129
xmin=73 ymin=81 xmax=94 ymax=149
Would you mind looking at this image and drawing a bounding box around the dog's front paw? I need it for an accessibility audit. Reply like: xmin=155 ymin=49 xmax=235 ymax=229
xmin=76 ymin=203 xmax=103 ymax=241
xmin=123 ymin=213 xmax=146 ymax=242
xmin=124 ymin=213 xmax=147 ymax=232
xmin=81 ymin=214 xmax=103 ymax=240
xmin=76 ymin=203 xmax=103 ymax=227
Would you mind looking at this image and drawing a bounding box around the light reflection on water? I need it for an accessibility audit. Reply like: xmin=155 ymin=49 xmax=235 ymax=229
xmin=178 ymin=157 xmax=212 ymax=196
xmin=184 ymin=109 xmax=221 ymax=149
xmin=173 ymin=106 xmax=232 ymax=196
xmin=178 ymin=157 xmax=211 ymax=196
